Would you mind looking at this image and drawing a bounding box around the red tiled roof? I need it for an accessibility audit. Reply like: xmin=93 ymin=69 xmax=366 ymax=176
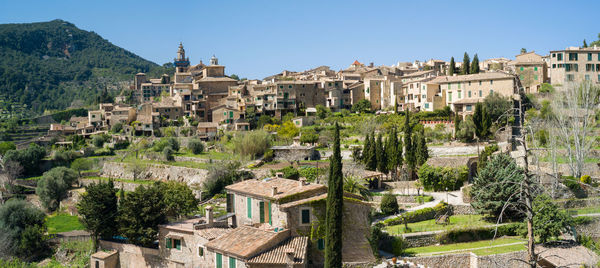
xmin=352 ymin=60 xmax=362 ymax=66
xmin=204 ymin=226 xmax=289 ymax=259
xmin=197 ymin=227 xmax=232 ymax=240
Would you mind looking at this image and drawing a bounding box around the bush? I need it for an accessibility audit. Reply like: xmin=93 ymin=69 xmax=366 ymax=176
xmin=418 ymin=164 xmax=468 ymax=191
xmin=380 ymin=193 xmax=399 ymax=216
xmin=580 ymin=175 xmax=592 ymax=184
xmin=0 ymin=199 xmax=49 ymax=260
xmin=415 ymin=195 xmax=434 ymax=204
xmin=276 ymin=166 xmax=300 ymax=180
xmin=153 ymin=137 xmax=179 ymax=152
xmin=188 ymin=139 xmax=204 ymax=154
xmin=231 ymin=130 xmax=272 ymax=159
xmin=111 ymin=122 xmax=123 ymax=133
xmin=163 ymin=146 xmax=174 ymax=161
xmin=562 ymin=176 xmax=586 ymax=198
xmin=263 ymin=149 xmax=274 ymax=162
xmin=113 ymin=139 xmax=130 ymax=150
xmin=0 ymin=141 xmax=16 ymax=155
xmin=383 ymin=202 xmax=448 ymax=226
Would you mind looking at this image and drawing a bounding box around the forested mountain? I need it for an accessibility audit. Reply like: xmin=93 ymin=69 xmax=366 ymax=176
xmin=0 ymin=19 xmax=172 ymax=116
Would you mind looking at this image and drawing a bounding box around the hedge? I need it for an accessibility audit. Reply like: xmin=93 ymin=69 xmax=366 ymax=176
xmin=383 ymin=202 xmax=448 ymax=226
xmin=437 ymin=223 xmax=524 ymax=244
xmin=418 ymin=163 xmax=468 ymax=191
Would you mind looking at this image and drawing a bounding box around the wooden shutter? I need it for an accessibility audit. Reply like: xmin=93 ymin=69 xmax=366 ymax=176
xmin=247 ymin=197 xmax=252 ymax=219
xmin=229 ymin=257 xmax=236 ymax=268
xmin=166 ymin=238 xmax=171 ymax=249
xmin=216 ymin=253 xmax=222 ymax=268
xmin=259 ymin=201 xmax=265 ymax=223
xmin=268 ymin=202 xmax=272 ymax=225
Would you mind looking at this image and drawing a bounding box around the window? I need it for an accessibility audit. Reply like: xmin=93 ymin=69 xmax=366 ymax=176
xmin=448 ymin=83 xmax=451 ymax=89
xmin=534 ymin=67 xmax=538 ymax=71
xmin=466 ymin=105 xmax=472 ymax=111
xmin=468 ymin=91 xmax=471 ymax=98
xmin=448 ymin=92 xmax=452 ymax=102
xmin=569 ymin=53 xmax=578 ymax=61
xmin=490 ymin=80 xmax=493 ymax=85
xmin=317 ymin=239 xmax=325 ymax=250
xmin=468 ymin=81 xmax=471 ymax=86
xmin=279 ymin=85 xmax=283 ymax=89
xmin=479 ymin=90 xmax=482 ymax=97
xmin=458 ymin=83 xmax=461 ymax=89
xmin=458 ymin=91 xmax=461 ymax=99
xmin=95 ymin=261 xmax=100 ymax=268
xmin=557 ymin=53 xmax=563 ymax=61
xmin=229 ymin=257 xmax=236 ymax=268
xmin=534 ymin=75 xmax=538 ymax=81
xmin=288 ymin=85 xmax=292 ymax=89
xmin=424 ymin=103 xmax=429 ymax=109
xmin=247 ymin=197 xmax=252 ymax=219
xmin=166 ymin=238 xmax=172 ymax=248
xmin=520 ymin=67 xmax=524 ymax=71
xmin=588 ymin=53 xmax=593 ymax=61
xmin=566 ymin=74 xmax=574 ymax=81
xmin=479 ymin=81 xmax=482 ymax=85
xmin=216 ymin=253 xmax=222 ymax=268
xmin=198 ymin=247 xmax=204 ymax=257
xmin=166 ymin=238 xmax=181 ymax=250
xmin=174 ymin=239 xmax=181 ymax=250
xmin=301 ymin=209 xmax=310 ymax=224
xmin=552 ymin=53 xmax=556 ymax=58
xmin=585 ymin=74 xmax=590 ymax=81
xmin=552 ymin=64 xmax=556 ymax=68
xmin=226 ymin=194 xmax=235 ymax=213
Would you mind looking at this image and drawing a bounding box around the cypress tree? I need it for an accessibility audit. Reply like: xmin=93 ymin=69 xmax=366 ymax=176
xmin=461 ymin=52 xmax=470 ymax=75
xmin=448 ymin=57 xmax=456 ymax=76
xmin=325 ymin=123 xmax=343 ymax=268
xmin=415 ymin=127 xmax=429 ymax=167
xmin=583 ymin=39 xmax=588 ymax=48
xmin=361 ymin=132 xmax=370 ymax=163
xmin=473 ymin=102 xmax=485 ymax=139
xmin=404 ymin=110 xmax=416 ymax=175
xmin=470 ymin=54 xmax=480 ymax=74
xmin=386 ymin=128 xmax=399 ymax=178
xmin=454 ymin=113 xmax=461 ymax=140
xmin=376 ymin=133 xmax=388 ymax=174
xmin=365 ymin=131 xmax=377 ymax=171
xmin=482 ymin=106 xmax=492 ymax=138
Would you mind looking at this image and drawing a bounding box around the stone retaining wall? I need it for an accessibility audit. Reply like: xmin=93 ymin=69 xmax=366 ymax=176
xmin=405 ymin=251 xmax=529 ymax=268
xmin=405 ymin=253 xmax=471 ymax=268
xmin=402 ymin=232 xmax=439 ymax=248
xmin=101 ymin=161 xmax=208 ymax=186
xmin=452 ymin=204 xmax=477 ymax=215
xmin=575 ymin=217 xmax=600 ymax=237
xmin=476 ymin=251 xmax=528 ymax=268
xmin=80 ymin=179 xmax=140 ymax=192
xmin=556 ymin=197 xmax=600 ymax=209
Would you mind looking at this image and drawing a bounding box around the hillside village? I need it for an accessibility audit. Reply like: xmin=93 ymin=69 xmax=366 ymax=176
xmin=1 ymin=38 xmax=600 ymax=268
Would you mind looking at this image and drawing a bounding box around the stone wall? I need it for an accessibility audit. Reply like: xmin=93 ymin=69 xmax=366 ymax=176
xmin=405 ymin=253 xmax=471 ymax=268
xmin=402 ymin=232 xmax=439 ymax=248
xmin=476 ymin=251 xmax=528 ymax=268
xmin=101 ymin=161 xmax=208 ymax=186
xmin=575 ymin=217 xmax=600 ymax=237
xmin=80 ymin=179 xmax=140 ymax=192
xmin=452 ymin=204 xmax=477 ymax=215
xmin=556 ymin=197 xmax=600 ymax=209
xmin=99 ymin=240 xmax=166 ymax=268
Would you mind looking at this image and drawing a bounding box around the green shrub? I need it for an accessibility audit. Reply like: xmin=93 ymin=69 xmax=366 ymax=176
xmin=415 ymin=195 xmax=434 ymax=204
xmin=163 ymin=146 xmax=174 ymax=161
xmin=380 ymin=193 xmax=399 ymax=216
xmin=188 ymin=139 xmax=204 ymax=154
xmin=418 ymin=164 xmax=468 ymax=191
xmin=263 ymin=149 xmax=274 ymax=162
xmin=437 ymin=223 xmax=523 ymax=244
xmin=383 ymin=202 xmax=448 ymax=225
xmin=276 ymin=166 xmax=300 ymax=180
xmin=231 ymin=130 xmax=272 ymax=159
xmin=572 ymin=216 xmax=594 ymax=226
xmin=153 ymin=137 xmax=179 ymax=152
xmin=113 ymin=140 xmax=130 ymax=150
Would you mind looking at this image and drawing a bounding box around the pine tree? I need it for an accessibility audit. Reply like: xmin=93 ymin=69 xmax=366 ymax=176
xmin=470 ymin=54 xmax=480 ymax=74
xmin=376 ymin=134 xmax=388 ymax=174
xmin=415 ymin=127 xmax=429 ymax=167
xmin=325 ymin=123 xmax=343 ymax=268
xmin=365 ymin=131 xmax=377 ymax=171
xmin=404 ymin=110 xmax=416 ymax=175
xmin=583 ymin=39 xmax=588 ymax=48
xmin=461 ymin=52 xmax=470 ymax=75
xmin=448 ymin=57 xmax=456 ymax=76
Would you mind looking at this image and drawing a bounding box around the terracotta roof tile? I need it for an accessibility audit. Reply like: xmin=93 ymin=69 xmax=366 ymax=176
xmin=204 ymin=226 xmax=289 ymax=259
xmin=197 ymin=227 xmax=232 ymax=240
xmin=247 ymin=236 xmax=308 ymax=265
xmin=225 ymin=178 xmax=326 ymax=202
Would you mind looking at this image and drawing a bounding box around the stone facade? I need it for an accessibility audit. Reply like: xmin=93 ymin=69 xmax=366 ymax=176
xmin=98 ymin=240 xmax=166 ymax=268
xmin=101 ymin=161 xmax=208 ymax=186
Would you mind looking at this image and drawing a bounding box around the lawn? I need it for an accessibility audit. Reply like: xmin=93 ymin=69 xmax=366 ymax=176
xmin=565 ymin=206 xmax=600 ymax=215
xmin=385 ymin=215 xmax=491 ymax=234
xmin=404 ymin=237 xmax=525 ymax=256
xmin=46 ymin=213 xmax=85 ymax=234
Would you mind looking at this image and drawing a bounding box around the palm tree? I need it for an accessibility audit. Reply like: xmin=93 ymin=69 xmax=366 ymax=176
xmin=343 ymin=176 xmax=372 ymax=200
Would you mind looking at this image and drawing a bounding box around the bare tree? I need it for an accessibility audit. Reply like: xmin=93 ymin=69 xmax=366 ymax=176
xmin=2 ymin=160 xmax=23 ymax=194
xmin=127 ymin=162 xmax=146 ymax=181
xmin=551 ymin=82 xmax=599 ymax=178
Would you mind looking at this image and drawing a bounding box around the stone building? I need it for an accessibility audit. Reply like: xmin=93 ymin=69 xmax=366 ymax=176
xmin=549 ymin=46 xmax=600 ymax=87
xmin=509 ymin=51 xmax=548 ymax=94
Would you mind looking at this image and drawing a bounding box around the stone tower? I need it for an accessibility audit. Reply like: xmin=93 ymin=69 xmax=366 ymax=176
xmin=210 ymin=54 xmax=219 ymax=66
xmin=174 ymin=42 xmax=190 ymax=73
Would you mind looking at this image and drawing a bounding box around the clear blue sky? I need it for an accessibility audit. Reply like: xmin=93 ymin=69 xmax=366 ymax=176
xmin=1 ymin=0 xmax=599 ymax=79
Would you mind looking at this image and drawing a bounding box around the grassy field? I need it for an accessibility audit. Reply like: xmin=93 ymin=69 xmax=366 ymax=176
xmin=385 ymin=215 xmax=491 ymax=234
xmin=119 ymin=155 xmax=210 ymax=169
xmin=175 ymin=150 xmax=231 ymax=160
xmin=539 ymin=155 xmax=598 ymax=164
xmin=405 ymin=237 xmax=525 ymax=256
xmin=84 ymin=176 xmax=155 ymax=185
xmin=46 ymin=213 xmax=85 ymax=234
xmin=565 ymin=206 xmax=600 ymax=215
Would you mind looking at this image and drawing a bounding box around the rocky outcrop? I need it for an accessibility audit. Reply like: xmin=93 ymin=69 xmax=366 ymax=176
xmin=101 ymin=161 xmax=208 ymax=186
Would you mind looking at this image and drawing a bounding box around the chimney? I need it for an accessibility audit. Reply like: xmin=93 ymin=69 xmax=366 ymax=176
xmin=299 ymin=178 xmax=306 ymax=187
xmin=285 ymin=248 xmax=295 ymax=268
xmin=205 ymin=205 xmax=214 ymax=225
xmin=272 ymin=186 xmax=278 ymax=196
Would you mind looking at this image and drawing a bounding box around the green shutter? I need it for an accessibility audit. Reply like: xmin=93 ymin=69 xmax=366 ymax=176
xmin=166 ymin=238 xmax=171 ymax=249
xmin=229 ymin=257 xmax=236 ymax=268
xmin=268 ymin=202 xmax=272 ymax=225
xmin=317 ymin=239 xmax=325 ymax=250
xmin=216 ymin=253 xmax=222 ymax=268
xmin=175 ymin=239 xmax=181 ymax=250
xmin=247 ymin=197 xmax=252 ymax=219
xmin=259 ymin=201 xmax=265 ymax=223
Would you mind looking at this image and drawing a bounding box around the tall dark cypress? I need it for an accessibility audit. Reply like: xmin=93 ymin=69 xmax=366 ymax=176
xmin=386 ymin=128 xmax=399 ymax=178
xmin=361 ymin=132 xmax=370 ymax=164
xmin=448 ymin=57 xmax=456 ymax=76
xmin=461 ymin=52 xmax=470 ymax=75
xmin=404 ymin=110 xmax=416 ymax=175
xmin=365 ymin=131 xmax=377 ymax=171
xmin=415 ymin=127 xmax=429 ymax=167
xmin=325 ymin=123 xmax=343 ymax=268
xmin=470 ymin=54 xmax=480 ymax=74
xmin=376 ymin=133 xmax=388 ymax=174
xmin=454 ymin=113 xmax=461 ymax=139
